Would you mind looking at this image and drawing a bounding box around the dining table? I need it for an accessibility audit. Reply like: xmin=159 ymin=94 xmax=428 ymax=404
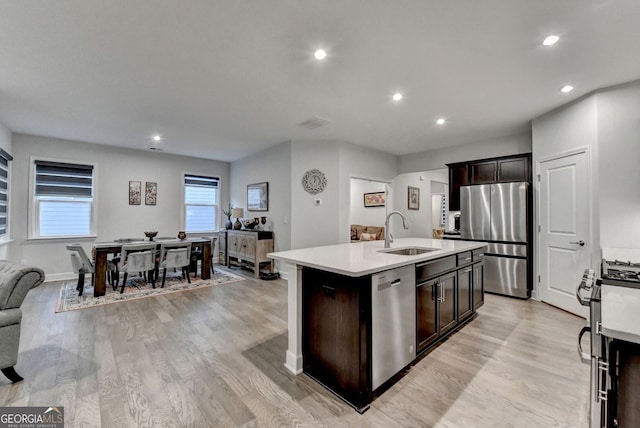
xmin=92 ymin=237 xmax=213 ymax=297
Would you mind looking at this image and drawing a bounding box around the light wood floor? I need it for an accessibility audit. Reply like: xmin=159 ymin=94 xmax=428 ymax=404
xmin=1 ymin=267 xmax=590 ymax=427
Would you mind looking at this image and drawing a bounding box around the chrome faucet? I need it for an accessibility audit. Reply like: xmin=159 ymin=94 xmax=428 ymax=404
xmin=384 ymin=211 xmax=409 ymax=248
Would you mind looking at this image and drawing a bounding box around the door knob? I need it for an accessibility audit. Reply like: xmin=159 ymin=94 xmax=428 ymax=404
xmin=570 ymin=240 xmax=585 ymax=246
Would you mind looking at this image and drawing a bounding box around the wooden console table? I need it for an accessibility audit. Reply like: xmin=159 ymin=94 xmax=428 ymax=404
xmin=226 ymin=230 xmax=274 ymax=278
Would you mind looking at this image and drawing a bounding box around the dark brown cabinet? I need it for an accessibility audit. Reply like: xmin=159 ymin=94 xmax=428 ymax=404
xmin=302 ymin=267 xmax=371 ymax=410
xmin=417 ymin=271 xmax=457 ymax=352
xmin=473 ymin=261 xmax=484 ymax=310
xmin=497 ymin=157 xmax=529 ymax=182
xmin=457 ymin=265 xmax=473 ymax=321
xmin=447 ymin=154 xmax=531 ymax=211
xmin=470 ymin=161 xmax=497 ymax=184
xmin=448 ymin=164 xmax=468 ymax=211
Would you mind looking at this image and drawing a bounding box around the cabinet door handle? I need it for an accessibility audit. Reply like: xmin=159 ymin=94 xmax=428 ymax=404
xmin=461 ymin=257 xmax=472 ymax=262
xmin=463 ymin=268 xmax=473 ymax=273
xmin=441 ymin=283 xmax=445 ymax=302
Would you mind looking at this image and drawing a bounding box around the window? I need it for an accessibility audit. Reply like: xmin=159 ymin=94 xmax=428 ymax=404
xmin=184 ymin=174 xmax=219 ymax=233
xmin=0 ymin=149 xmax=13 ymax=238
xmin=32 ymin=160 xmax=95 ymax=237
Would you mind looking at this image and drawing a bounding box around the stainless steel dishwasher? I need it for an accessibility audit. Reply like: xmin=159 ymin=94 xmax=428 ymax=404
xmin=371 ymin=265 xmax=416 ymax=390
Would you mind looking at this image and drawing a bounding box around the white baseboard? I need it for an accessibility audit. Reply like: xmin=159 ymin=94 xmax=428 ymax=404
xmin=44 ymin=272 xmax=77 ymax=283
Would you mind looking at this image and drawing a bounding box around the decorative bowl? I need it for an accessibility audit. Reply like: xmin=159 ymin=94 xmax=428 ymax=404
xmin=144 ymin=231 xmax=158 ymax=241
xmin=242 ymin=219 xmax=258 ymax=229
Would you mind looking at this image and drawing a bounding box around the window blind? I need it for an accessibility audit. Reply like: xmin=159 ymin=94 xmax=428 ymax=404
xmin=35 ymin=160 xmax=93 ymax=198
xmin=0 ymin=149 xmax=12 ymax=236
xmin=184 ymin=174 xmax=219 ymax=232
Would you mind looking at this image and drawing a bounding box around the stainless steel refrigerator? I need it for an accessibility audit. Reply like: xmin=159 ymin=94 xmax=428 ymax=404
xmin=460 ymin=182 xmax=530 ymax=298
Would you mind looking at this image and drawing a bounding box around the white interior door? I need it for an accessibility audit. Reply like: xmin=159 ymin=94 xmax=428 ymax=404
xmin=539 ymin=150 xmax=590 ymax=316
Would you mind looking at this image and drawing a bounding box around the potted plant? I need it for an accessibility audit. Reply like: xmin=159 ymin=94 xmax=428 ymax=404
xmin=222 ymin=203 xmax=233 ymax=230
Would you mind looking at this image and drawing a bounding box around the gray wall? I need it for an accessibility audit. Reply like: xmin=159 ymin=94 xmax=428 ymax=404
xmin=398 ymin=132 xmax=532 ymax=173
xmin=531 ymin=80 xmax=640 ymax=296
xmin=230 ymin=141 xmax=292 ymax=270
xmin=232 ymin=140 xmax=398 ymax=253
xmin=391 ymin=169 xmax=449 ymax=239
xmin=10 ymin=133 xmax=230 ymax=281
xmin=349 ymin=179 xmax=386 ymax=228
xmin=338 ymin=143 xmax=399 ymax=244
xmin=596 ymin=83 xmax=640 ymax=248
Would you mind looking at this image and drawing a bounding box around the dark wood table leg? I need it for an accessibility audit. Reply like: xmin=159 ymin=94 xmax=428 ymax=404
xmin=94 ymin=250 xmax=107 ymax=297
xmin=202 ymin=242 xmax=211 ymax=280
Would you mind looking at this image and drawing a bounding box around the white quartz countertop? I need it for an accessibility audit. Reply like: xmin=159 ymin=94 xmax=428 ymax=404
xmin=601 ymin=284 xmax=640 ymax=345
xmin=268 ymin=238 xmax=487 ymax=277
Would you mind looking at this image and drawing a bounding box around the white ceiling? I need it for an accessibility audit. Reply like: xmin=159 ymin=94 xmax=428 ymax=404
xmin=1 ymin=1 xmax=639 ymax=162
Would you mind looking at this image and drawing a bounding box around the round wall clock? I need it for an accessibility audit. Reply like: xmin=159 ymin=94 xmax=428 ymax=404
xmin=302 ymin=169 xmax=327 ymax=195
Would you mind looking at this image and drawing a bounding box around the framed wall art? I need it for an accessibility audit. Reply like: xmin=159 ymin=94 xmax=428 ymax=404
xmin=129 ymin=181 xmax=141 ymax=205
xmin=247 ymin=182 xmax=269 ymax=211
xmin=408 ymin=186 xmax=420 ymax=210
xmin=364 ymin=192 xmax=385 ymax=207
xmin=145 ymin=181 xmax=157 ymax=205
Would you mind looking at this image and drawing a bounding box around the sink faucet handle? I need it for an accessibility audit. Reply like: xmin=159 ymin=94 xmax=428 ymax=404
xmin=389 ymin=233 xmax=394 ymax=243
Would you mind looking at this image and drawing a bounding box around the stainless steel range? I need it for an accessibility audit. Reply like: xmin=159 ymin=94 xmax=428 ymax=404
xmin=577 ymin=249 xmax=640 ymax=428
xmin=601 ymin=259 xmax=640 ymax=286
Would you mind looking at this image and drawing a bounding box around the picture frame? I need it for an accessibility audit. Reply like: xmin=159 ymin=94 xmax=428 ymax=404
xmin=408 ymin=186 xmax=420 ymax=210
xmin=364 ymin=191 xmax=385 ymax=207
xmin=129 ymin=181 xmax=141 ymax=205
xmin=145 ymin=181 xmax=157 ymax=206
xmin=247 ymin=182 xmax=269 ymax=211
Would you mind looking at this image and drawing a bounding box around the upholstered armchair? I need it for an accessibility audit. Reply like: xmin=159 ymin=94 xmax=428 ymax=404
xmin=0 ymin=260 xmax=45 ymax=383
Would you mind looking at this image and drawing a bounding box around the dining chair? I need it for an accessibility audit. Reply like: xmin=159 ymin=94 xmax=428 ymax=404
xmin=111 ymin=237 xmax=148 ymax=286
xmin=157 ymin=241 xmax=191 ymax=287
xmin=191 ymin=236 xmax=218 ymax=277
xmin=66 ymin=243 xmax=115 ymax=296
xmin=119 ymin=242 xmax=157 ymax=293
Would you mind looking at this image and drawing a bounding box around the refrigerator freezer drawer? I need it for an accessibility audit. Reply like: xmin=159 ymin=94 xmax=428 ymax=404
xmin=484 ymin=255 xmax=529 ymax=298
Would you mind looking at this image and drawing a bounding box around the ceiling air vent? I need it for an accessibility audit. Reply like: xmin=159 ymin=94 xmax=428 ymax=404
xmin=298 ymin=116 xmax=331 ymax=130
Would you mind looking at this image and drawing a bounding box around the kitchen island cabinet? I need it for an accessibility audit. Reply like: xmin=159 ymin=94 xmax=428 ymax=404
xmin=269 ymin=238 xmax=487 ymax=412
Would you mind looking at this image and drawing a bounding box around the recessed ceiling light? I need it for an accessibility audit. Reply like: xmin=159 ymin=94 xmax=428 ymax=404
xmin=392 ymin=92 xmax=403 ymax=101
xmin=152 ymin=134 xmax=162 ymax=142
xmin=314 ymin=49 xmax=327 ymax=60
xmin=542 ymin=35 xmax=560 ymax=46
xmin=436 ymin=118 xmax=446 ymax=125
xmin=560 ymin=85 xmax=574 ymax=93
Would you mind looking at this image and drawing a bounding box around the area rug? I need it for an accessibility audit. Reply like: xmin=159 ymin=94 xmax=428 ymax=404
xmin=55 ymin=268 xmax=245 ymax=313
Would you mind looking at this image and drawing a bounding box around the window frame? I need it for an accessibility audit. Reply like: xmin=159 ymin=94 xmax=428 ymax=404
xmin=182 ymin=173 xmax=220 ymax=234
xmin=28 ymin=156 xmax=98 ymax=239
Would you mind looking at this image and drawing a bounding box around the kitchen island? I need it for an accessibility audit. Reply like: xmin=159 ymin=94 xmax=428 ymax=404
xmin=269 ymin=237 xmax=487 ymax=412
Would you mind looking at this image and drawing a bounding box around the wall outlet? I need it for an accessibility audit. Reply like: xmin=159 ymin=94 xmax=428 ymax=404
xmin=313 ymin=198 xmax=322 ymax=206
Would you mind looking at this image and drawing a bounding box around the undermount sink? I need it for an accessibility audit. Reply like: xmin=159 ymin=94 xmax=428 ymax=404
xmin=378 ymin=247 xmax=438 ymax=256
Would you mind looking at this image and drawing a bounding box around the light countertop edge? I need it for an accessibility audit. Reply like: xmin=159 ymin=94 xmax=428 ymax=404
xmin=268 ymin=238 xmax=488 ymax=277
